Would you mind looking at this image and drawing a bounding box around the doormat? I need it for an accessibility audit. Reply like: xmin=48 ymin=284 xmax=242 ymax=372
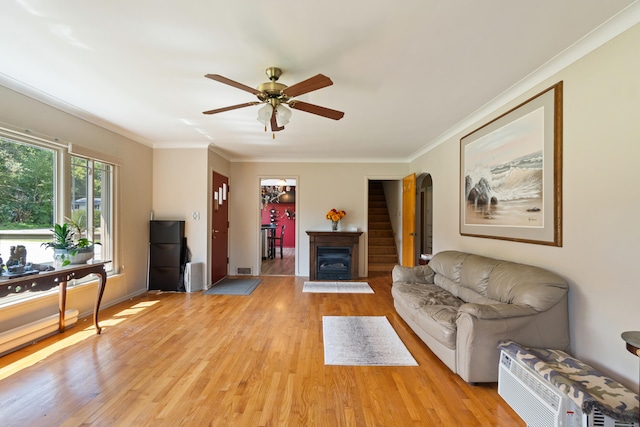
xmin=204 ymin=278 xmax=262 ymax=295
xmin=323 ymin=316 xmax=418 ymax=366
xmin=303 ymin=281 xmax=374 ymax=293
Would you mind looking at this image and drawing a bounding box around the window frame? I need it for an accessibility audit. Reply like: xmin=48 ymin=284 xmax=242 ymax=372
xmin=0 ymin=127 xmax=117 ymax=307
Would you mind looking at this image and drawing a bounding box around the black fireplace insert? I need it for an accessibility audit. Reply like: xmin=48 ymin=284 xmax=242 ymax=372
xmin=316 ymin=246 xmax=351 ymax=280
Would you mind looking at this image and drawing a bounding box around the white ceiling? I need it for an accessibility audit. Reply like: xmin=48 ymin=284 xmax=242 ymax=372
xmin=1 ymin=1 xmax=637 ymax=162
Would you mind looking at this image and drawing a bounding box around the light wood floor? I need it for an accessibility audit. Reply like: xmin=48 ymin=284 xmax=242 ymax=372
xmin=261 ymin=247 xmax=295 ymax=276
xmin=0 ymin=273 xmax=524 ymax=426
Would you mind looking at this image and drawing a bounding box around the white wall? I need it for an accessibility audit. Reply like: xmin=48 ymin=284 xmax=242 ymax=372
xmin=409 ymin=22 xmax=640 ymax=388
xmin=152 ymin=147 xmax=232 ymax=288
xmin=0 ymin=85 xmax=153 ymax=328
xmin=228 ymin=162 xmax=407 ymax=277
xmin=152 ymin=148 xmax=207 ymax=261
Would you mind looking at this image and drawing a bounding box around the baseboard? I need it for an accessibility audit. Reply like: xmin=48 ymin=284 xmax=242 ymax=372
xmin=0 ymin=309 xmax=79 ymax=357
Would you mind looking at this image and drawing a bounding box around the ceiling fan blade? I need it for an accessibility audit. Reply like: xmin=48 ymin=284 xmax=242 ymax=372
xmin=203 ymin=102 xmax=259 ymax=115
xmin=289 ymin=101 xmax=344 ymax=120
xmin=270 ymin=108 xmax=285 ymax=131
xmin=282 ymin=74 xmax=333 ymax=98
xmin=205 ymin=74 xmax=262 ymax=96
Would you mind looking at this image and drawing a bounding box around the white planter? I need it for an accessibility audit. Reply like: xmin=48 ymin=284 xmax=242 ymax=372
xmin=54 ymin=246 xmax=95 ymax=266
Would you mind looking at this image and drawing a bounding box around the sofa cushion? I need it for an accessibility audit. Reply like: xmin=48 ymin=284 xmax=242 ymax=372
xmin=487 ymin=262 xmax=568 ymax=311
xmin=459 ymin=254 xmax=501 ymax=295
xmin=428 ymin=251 xmax=468 ymax=283
xmin=391 ymin=281 xmax=464 ymax=349
xmin=391 ymin=264 xmax=435 ymax=284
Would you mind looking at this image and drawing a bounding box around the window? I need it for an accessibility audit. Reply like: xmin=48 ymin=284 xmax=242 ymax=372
xmin=0 ymin=137 xmax=55 ymax=265
xmin=0 ymin=132 xmax=114 ymax=305
xmin=70 ymin=156 xmax=113 ymax=264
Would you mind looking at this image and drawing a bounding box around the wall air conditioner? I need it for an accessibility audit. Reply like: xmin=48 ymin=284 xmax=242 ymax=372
xmin=498 ymin=350 xmax=639 ymax=427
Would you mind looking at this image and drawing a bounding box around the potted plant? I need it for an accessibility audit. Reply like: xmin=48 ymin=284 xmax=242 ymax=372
xmin=41 ymin=222 xmax=98 ymax=267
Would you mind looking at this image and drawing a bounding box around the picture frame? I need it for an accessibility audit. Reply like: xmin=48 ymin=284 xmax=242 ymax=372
xmin=460 ymin=82 xmax=562 ymax=246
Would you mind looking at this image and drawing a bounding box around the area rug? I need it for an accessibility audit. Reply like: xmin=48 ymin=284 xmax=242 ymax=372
xmin=322 ymin=316 xmax=418 ymax=366
xmin=303 ymin=281 xmax=374 ymax=293
xmin=204 ymin=278 xmax=262 ymax=295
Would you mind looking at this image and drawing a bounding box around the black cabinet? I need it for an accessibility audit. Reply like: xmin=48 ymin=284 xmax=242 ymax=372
xmin=148 ymin=220 xmax=186 ymax=291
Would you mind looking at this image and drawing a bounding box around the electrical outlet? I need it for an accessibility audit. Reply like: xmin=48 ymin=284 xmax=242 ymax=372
xmin=192 ymin=211 xmax=200 ymax=220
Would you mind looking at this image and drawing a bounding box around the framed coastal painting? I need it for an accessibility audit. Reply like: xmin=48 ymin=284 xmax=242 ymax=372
xmin=459 ymin=82 xmax=563 ymax=246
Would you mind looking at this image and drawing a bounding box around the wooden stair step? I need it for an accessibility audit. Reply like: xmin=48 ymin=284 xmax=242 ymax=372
xmin=368 ymin=207 xmax=388 ymax=214
xmin=367 ymin=263 xmax=396 ymax=272
xmin=368 ymin=230 xmax=393 ymax=238
xmin=369 ymin=223 xmax=392 ymax=230
xmin=368 ymin=246 xmax=397 ymax=255
xmin=369 ymin=254 xmax=398 ymax=264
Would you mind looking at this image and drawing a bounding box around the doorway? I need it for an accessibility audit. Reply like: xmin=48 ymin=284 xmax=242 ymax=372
xmin=260 ymin=178 xmax=296 ymax=276
xmin=416 ymin=173 xmax=433 ymax=260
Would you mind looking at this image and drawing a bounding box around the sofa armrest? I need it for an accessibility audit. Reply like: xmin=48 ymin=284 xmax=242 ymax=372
xmin=458 ymin=303 xmax=537 ymax=320
xmin=392 ymin=264 xmax=435 ymax=284
xmin=455 ymin=296 xmax=570 ymax=383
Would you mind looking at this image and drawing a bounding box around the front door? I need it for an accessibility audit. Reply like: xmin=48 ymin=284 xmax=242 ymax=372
xmin=211 ymin=172 xmax=229 ymax=284
xmin=402 ymin=173 xmax=416 ymax=267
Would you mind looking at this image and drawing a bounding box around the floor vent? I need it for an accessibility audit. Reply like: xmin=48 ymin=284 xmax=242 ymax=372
xmin=237 ymin=267 xmax=252 ymax=275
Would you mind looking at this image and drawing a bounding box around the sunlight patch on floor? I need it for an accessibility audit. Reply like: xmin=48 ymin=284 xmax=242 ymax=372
xmin=0 ymin=299 xmax=159 ymax=380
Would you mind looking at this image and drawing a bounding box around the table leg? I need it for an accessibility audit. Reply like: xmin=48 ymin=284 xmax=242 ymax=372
xmin=58 ymin=280 xmax=67 ymax=332
xmin=93 ymin=270 xmax=107 ymax=334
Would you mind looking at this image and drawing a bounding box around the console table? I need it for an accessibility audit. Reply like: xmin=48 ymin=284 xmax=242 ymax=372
xmin=0 ymin=261 xmax=110 ymax=334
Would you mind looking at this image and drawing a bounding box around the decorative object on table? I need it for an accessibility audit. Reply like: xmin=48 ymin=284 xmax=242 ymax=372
xmin=460 ymin=81 xmax=563 ymax=246
xmin=326 ymin=208 xmax=346 ymax=231
xmin=41 ymin=222 xmax=98 ymax=267
xmin=6 ymin=245 xmax=27 ymax=267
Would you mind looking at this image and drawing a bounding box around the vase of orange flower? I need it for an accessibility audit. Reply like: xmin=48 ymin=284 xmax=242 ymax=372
xmin=326 ymin=208 xmax=346 ymax=231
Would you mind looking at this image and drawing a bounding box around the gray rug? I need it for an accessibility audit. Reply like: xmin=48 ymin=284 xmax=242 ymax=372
xmin=303 ymin=281 xmax=374 ymax=293
xmin=323 ymin=316 xmax=418 ymax=366
xmin=204 ymin=278 xmax=262 ymax=295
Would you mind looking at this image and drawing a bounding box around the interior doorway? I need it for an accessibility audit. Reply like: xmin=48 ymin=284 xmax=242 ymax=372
xmin=416 ymin=173 xmax=433 ymax=260
xmin=259 ymin=178 xmax=296 ymax=276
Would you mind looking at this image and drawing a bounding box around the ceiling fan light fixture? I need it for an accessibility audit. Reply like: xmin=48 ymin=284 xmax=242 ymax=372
xmin=276 ymin=104 xmax=292 ymax=126
xmin=257 ymin=103 xmax=274 ymax=126
xmin=205 ymin=67 xmax=344 ymax=135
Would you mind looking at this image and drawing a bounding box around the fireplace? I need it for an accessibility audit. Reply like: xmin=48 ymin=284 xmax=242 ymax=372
xmin=317 ymin=247 xmax=351 ymax=280
xmin=306 ymin=231 xmax=363 ymax=281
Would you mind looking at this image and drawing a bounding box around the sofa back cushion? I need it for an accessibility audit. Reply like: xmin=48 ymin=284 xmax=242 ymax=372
xmin=487 ymin=262 xmax=568 ymax=311
xmin=428 ymin=251 xmax=468 ymax=282
xmin=459 ymin=254 xmax=501 ymax=295
xmin=428 ymin=250 xmax=568 ymax=312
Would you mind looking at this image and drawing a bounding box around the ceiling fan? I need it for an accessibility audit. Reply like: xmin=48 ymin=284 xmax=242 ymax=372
xmin=203 ymin=67 xmax=344 ymax=135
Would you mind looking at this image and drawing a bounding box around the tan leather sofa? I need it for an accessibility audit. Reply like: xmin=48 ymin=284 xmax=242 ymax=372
xmin=391 ymin=250 xmax=570 ymax=383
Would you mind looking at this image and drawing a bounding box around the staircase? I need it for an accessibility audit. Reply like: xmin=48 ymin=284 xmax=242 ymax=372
xmin=368 ymin=181 xmax=398 ymax=272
